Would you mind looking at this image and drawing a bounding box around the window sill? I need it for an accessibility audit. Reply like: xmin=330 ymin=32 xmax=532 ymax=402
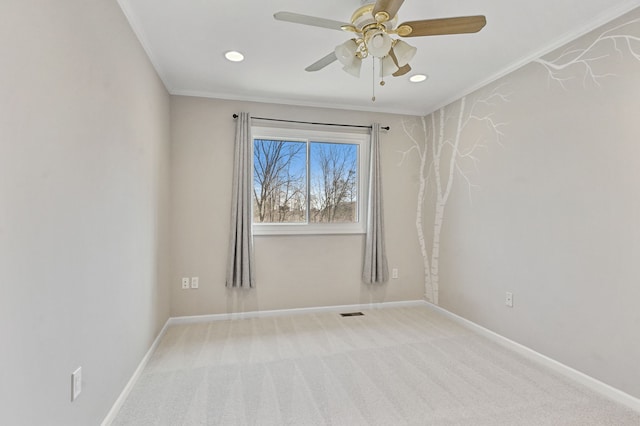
xmin=253 ymin=223 xmax=365 ymax=236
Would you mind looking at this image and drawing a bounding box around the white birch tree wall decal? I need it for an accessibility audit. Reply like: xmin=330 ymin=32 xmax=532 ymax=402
xmin=398 ymin=15 xmax=640 ymax=305
xmin=399 ymin=87 xmax=509 ymax=304
xmin=534 ymin=17 xmax=640 ymax=89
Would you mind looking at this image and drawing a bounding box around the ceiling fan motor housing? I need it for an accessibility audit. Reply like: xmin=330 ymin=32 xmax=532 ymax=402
xmin=351 ymin=4 xmax=397 ymax=32
xmin=348 ymin=4 xmax=399 ymax=59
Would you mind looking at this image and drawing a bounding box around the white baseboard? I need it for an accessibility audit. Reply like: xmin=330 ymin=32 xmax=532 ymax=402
xmin=100 ymin=319 xmax=171 ymax=426
xmin=168 ymin=299 xmax=428 ymax=325
xmin=424 ymin=302 xmax=640 ymax=413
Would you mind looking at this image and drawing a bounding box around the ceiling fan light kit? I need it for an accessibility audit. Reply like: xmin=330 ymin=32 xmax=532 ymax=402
xmin=343 ymin=60 xmax=363 ymax=78
xmin=392 ymin=40 xmax=416 ymax=67
xmin=380 ymin=55 xmax=399 ymax=77
xmin=335 ymin=40 xmax=358 ymax=65
xmin=344 ymin=61 xmax=364 ymax=78
xmin=335 ymin=39 xmax=363 ymax=77
xmin=274 ymin=0 xmax=486 ymax=97
xmin=364 ymin=29 xmax=393 ymax=58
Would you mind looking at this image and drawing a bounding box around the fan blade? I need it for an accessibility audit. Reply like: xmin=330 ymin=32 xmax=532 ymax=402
xmin=393 ymin=64 xmax=411 ymax=77
xmin=373 ymin=0 xmax=405 ymax=22
xmin=274 ymin=11 xmax=349 ymax=31
xmin=398 ymin=15 xmax=486 ymax=37
xmin=305 ymin=52 xmax=338 ymax=72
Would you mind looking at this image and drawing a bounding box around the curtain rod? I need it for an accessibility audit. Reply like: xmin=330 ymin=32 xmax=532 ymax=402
xmin=232 ymin=114 xmax=389 ymax=131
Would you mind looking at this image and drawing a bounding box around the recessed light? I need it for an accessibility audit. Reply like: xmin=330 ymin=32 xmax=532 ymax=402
xmin=224 ymin=51 xmax=244 ymax=62
xmin=409 ymin=74 xmax=428 ymax=83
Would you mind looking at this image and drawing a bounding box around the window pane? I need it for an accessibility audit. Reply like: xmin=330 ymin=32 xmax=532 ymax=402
xmin=309 ymin=142 xmax=358 ymax=223
xmin=253 ymin=139 xmax=307 ymax=223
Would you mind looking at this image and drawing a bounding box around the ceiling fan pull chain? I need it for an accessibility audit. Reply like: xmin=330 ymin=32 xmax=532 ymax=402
xmin=371 ymin=58 xmax=376 ymax=102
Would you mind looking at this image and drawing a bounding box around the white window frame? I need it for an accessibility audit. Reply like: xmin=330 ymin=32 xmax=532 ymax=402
xmin=252 ymin=125 xmax=370 ymax=236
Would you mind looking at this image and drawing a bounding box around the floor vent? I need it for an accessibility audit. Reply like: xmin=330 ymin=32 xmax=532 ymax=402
xmin=340 ymin=312 xmax=364 ymax=317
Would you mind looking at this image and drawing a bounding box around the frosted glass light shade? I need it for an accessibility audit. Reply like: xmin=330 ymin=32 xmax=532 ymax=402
xmin=335 ymin=39 xmax=358 ymax=66
xmin=365 ymin=30 xmax=392 ymax=58
xmin=393 ymin=40 xmax=417 ymax=67
xmin=343 ymin=58 xmax=363 ymax=77
xmin=380 ymin=55 xmax=399 ymax=77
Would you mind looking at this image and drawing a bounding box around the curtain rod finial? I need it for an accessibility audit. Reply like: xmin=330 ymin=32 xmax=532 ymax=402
xmin=233 ymin=113 xmax=238 ymax=119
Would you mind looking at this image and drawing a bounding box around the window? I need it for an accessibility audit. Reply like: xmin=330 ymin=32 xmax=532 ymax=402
xmin=252 ymin=126 xmax=369 ymax=235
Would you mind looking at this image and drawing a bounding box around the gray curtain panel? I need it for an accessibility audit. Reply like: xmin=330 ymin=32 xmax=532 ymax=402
xmin=363 ymin=123 xmax=389 ymax=283
xmin=226 ymin=112 xmax=255 ymax=288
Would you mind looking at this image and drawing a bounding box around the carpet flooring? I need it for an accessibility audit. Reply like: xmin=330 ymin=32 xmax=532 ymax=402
xmin=111 ymin=305 xmax=640 ymax=425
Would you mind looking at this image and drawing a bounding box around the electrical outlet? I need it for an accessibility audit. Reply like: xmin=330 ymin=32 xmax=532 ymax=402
xmin=71 ymin=367 xmax=82 ymax=401
xmin=392 ymin=268 xmax=399 ymax=279
xmin=505 ymin=292 xmax=513 ymax=308
xmin=191 ymin=277 xmax=199 ymax=289
xmin=181 ymin=277 xmax=190 ymax=289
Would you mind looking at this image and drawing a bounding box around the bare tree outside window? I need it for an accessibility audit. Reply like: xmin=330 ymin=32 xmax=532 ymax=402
xmin=253 ymin=139 xmax=306 ymax=223
xmin=310 ymin=142 xmax=358 ymax=223
xmin=252 ymin=131 xmax=362 ymax=232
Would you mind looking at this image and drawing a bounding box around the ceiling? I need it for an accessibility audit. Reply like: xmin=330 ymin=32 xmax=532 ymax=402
xmin=117 ymin=0 xmax=639 ymax=116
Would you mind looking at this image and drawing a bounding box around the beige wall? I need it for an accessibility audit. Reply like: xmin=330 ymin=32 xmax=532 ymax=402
xmin=416 ymin=8 xmax=640 ymax=398
xmin=169 ymin=96 xmax=424 ymax=316
xmin=0 ymin=1 xmax=170 ymax=424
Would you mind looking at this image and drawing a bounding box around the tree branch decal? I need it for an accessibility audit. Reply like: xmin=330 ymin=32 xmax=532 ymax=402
xmin=534 ymin=17 xmax=640 ymax=89
xmin=399 ymin=86 xmax=509 ymax=304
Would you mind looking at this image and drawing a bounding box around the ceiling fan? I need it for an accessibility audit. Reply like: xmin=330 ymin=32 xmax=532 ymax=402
xmin=274 ymin=0 xmax=486 ymax=79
